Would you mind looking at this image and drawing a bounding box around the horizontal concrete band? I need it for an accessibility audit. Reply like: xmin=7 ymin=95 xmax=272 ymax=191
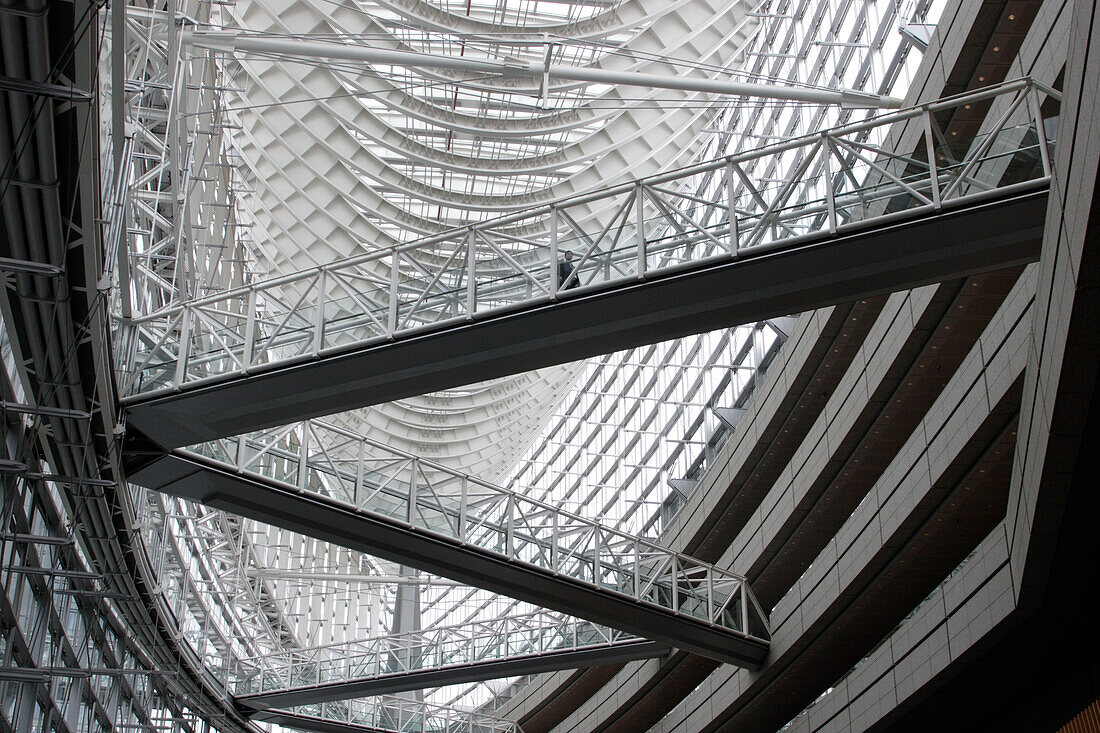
xmin=653 ymin=267 xmax=1036 ymax=732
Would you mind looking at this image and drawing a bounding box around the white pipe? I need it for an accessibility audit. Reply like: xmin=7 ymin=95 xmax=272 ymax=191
xmin=184 ymin=31 xmax=903 ymax=109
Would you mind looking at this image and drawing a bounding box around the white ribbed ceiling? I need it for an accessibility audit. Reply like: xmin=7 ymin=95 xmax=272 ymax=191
xmin=219 ymin=0 xmax=756 ymax=481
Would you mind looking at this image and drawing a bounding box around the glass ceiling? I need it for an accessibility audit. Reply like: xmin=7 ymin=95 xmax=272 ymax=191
xmin=109 ymin=0 xmax=943 ymax=726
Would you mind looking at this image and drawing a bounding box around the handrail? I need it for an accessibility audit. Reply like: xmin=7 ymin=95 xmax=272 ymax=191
xmin=230 ymin=610 xmax=645 ymax=697
xmin=184 ymin=415 xmax=773 ymax=643
xmin=118 ymin=78 xmax=1057 ymax=400
xmin=124 ymin=77 xmax=1051 ymax=319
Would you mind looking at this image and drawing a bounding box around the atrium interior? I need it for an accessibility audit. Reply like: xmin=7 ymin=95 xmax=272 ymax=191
xmin=1 ymin=0 xmax=1098 ymax=731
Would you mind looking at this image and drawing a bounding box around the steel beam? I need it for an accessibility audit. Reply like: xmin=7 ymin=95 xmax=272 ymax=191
xmin=124 ymin=188 xmax=1048 ymax=450
xmin=0 ymin=73 xmax=92 ymax=101
xmin=0 ymin=255 xmax=62 ymax=276
xmin=123 ymin=449 xmax=770 ymax=668
xmin=184 ymin=32 xmax=902 ymax=109
xmin=237 ymin=639 xmax=668 ymax=710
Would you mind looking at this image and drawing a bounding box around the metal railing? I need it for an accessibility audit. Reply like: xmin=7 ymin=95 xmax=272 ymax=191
xmin=185 ymin=418 xmax=772 ymax=642
xmin=118 ymin=78 xmax=1057 ymax=399
xmin=269 ymin=695 xmax=521 ymax=733
xmin=230 ymin=610 xmax=648 ymax=698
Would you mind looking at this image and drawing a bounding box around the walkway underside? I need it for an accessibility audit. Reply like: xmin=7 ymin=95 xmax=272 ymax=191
xmin=247 ymin=694 xmax=518 ymax=733
xmin=248 ymin=713 xmax=371 ymax=733
xmin=237 ymin=639 xmax=668 ymax=710
xmin=125 ymin=189 xmax=1047 ymax=450
xmin=124 ymin=449 xmax=769 ymax=667
xmin=248 ymin=710 xmax=477 ymax=733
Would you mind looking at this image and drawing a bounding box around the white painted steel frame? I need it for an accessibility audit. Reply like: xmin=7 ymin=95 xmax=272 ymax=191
xmin=167 ymin=416 xmax=772 ymax=647
xmin=103 ymin=0 xmax=1056 ymax=721
xmin=254 ymin=697 xmax=520 ymax=733
xmin=231 ymin=610 xmax=663 ymax=705
xmin=119 ymin=78 xmax=1057 ymax=402
xmin=183 ymin=31 xmax=903 ymax=108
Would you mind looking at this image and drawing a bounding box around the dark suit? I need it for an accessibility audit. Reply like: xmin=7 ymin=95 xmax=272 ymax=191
xmin=558 ymin=260 xmax=579 ymax=289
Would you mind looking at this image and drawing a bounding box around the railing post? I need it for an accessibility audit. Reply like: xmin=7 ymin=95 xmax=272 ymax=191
xmin=635 ymin=184 xmax=646 ymax=278
xmin=312 ymin=268 xmax=326 ymax=355
xmin=593 ymin=529 xmax=602 ymax=586
xmin=407 ymin=458 xmax=418 ymax=525
xmin=506 ymin=494 xmax=515 ymax=556
xmin=296 ymin=425 xmax=310 ymax=490
xmin=633 ymin=540 xmax=640 ymax=599
xmin=726 ymin=159 xmax=739 ymax=257
xmin=1026 ymin=82 xmax=1052 ymax=177
xmin=923 ymin=107 xmax=942 ymax=210
xmin=173 ymin=307 xmax=191 ymax=387
xmin=466 ymin=227 xmax=477 ymax=317
xmin=387 ymin=251 xmax=399 ymax=338
xmin=458 ymin=476 xmax=468 ymax=541
xmin=549 ymin=206 xmax=559 ymax=294
xmin=354 ymin=438 xmax=365 ymax=509
xmin=671 ymin=556 xmax=679 ymax=611
xmin=551 ymin=511 xmax=559 ymax=571
xmin=752 ymin=323 xmax=764 ymax=392
xmin=242 ymin=288 xmax=257 ymax=369
xmin=822 ymin=134 xmax=837 ymax=234
xmin=741 ymin=581 xmax=750 ymax=634
xmin=707 ymin=570 xmax=714 ymax=624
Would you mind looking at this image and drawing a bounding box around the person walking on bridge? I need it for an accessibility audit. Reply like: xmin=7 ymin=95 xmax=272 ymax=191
xmin=558 ymin=250 xmax=580 ymax=290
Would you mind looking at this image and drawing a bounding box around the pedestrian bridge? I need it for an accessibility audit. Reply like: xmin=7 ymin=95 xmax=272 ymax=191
xmin=232 ymin=610 xmax=668 ymax=710
xmin=248 ymin=696 xmax=519 ymax=733
xmin=124 ymin=417 xmax=772 ymax=667
xmin=118 ymin=79 xmax=1055 ymax=450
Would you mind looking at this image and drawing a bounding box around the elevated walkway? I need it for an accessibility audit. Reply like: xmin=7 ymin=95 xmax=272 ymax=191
xmin=231 ymin=611 xmax=668 ymax=710
xmin=118 ymin=80 xmax=1054 ymax=449
xmin=249 ymin=695 xmax=520 ymax=733
xmin=123 ymin=419 xmax=771 ymax=667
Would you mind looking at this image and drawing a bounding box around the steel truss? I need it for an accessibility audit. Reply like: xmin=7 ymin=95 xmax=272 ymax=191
xmin=98 ymin=0 xmax=1065 ymax=727
xmin=252 ymin=696 xmax=520 ymax=733
xmin=130 ymin=486 xmax=317 ymax=686
xmin=0 ymin=0 xmax=255 ymax=729
xmin=147 ymin=315 xmax=788 ymax=722
xmin=119 ymin=78 xmax=1056 ymax=449
xmin=125 ymin=416 xmax=772 ymax=666
xmin=232 ymin=610 xmax=667 ymax=708
xmin=108 ymin=1 xmax=259 ymax=349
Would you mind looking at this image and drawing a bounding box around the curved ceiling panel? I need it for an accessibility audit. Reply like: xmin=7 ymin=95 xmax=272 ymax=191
xmin=215 ymin=0 xmax=757 ymax=484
